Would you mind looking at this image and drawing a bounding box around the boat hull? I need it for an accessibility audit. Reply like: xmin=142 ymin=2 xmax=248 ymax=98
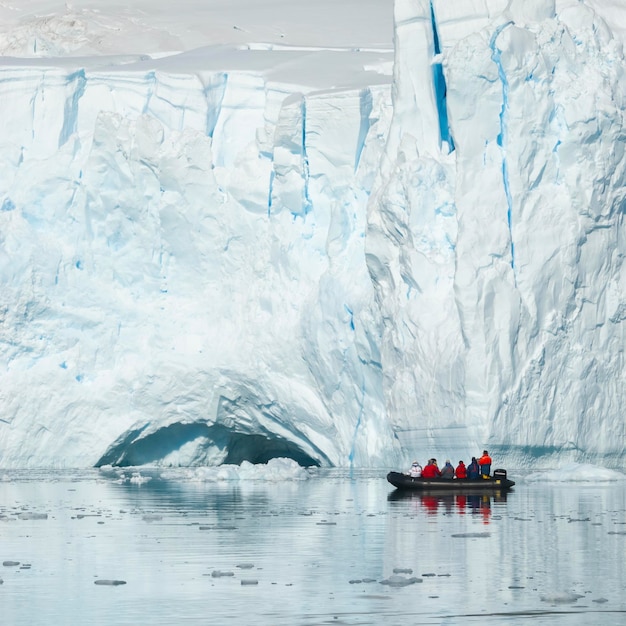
xmin=387 ymin=471 xmax=515 ymax=491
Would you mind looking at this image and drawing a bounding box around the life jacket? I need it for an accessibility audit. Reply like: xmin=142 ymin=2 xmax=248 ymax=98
xmin=455 ymin=463 xmax=467 ymax=479
xmin=479 ymin=454 xmax=492 ymax=466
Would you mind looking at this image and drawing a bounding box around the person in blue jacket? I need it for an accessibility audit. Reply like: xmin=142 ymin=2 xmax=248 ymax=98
xmin=466 ymin=457 xmax=480 ymax=479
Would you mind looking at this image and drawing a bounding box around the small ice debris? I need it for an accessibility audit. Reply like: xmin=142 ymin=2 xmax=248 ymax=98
xmin=362 ymin=578 xmax=377 ymax=583
xmin=241 ymin=579 xmax=258 ymax=585
xmin=349 ymin=579 xmax=362 ymax=584
xmin=316 ymin=521 xmax=336 ymax=526
xmin=94 ymin=579 xmax=127 ymax=586
xmin=393 ymin=568 xmax=413 ymax=574
xmin=607 ymin=531 xmax=626 ymax=535
xmin=236 ymin=563 xmax=255 ymax=569
xmin=568 ymin=518 xmax=590 ymax=523
xmin=0 ymin=578 xmax=3 ymax=584
xmin=451 ymin=532 xmax=490 ymax=538
xmin=379 ymin=575 xmax=422 ymax=587
xmin=211 ymin=570 xmax=235 ymax=578
xmin=3 ymin=561 xmax=19 ymax=567
xmin=142 ymin=514 xmax=162 ymax=522
xmin=18 ymin=513 xmax=48 ymax=520
xmin=593 ymin=598 xmax=609 ymax=603
xmin=508 ymin=585 xmax=525 ymax=589
xmin=422 ymin=573 xmax=436 ymax=577
xmin=130 ymin=473 xmax=151 ymax=485
xmin=540 ymin=592 xmax=583 ymax=603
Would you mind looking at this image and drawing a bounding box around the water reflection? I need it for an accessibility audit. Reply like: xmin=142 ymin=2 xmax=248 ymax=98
xmin=387 ymin=489 xmax=509 ymax=523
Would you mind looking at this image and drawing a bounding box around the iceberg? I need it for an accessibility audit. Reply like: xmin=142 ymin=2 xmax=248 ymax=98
xmin=0 ymin=0 xmax=625 ymax=469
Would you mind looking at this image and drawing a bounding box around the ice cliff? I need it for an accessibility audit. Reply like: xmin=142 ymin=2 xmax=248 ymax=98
xmin=1 ymin=0 xmax=625 ymax=469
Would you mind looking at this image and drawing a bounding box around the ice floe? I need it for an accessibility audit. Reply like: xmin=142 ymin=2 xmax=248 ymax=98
xmin=525 ymin=463 xmax=626 ymax=483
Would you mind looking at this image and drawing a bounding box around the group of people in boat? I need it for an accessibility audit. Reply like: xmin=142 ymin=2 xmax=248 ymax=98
xmin=408 ymin=451 xmax=492 ymax=479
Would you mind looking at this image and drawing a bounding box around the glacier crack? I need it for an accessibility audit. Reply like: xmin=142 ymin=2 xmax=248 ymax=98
xmin=429 ymin=1 xmax=454 ymax=152
xmin=489 ymin=21 xmax=516 ymax=277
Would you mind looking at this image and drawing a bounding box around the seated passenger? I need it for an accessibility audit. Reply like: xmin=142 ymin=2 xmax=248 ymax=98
xmin=408 ymin=461 xmax=422 ymax=477
xmin=421 ymin=459 xmax=442 ymax=478
xmin=441 ymin=460 xmax=455 ymax=479
xmin=466 ymin=457 xmax=480 ymax=479
xmin=455 ymin=460 xmax=467 ymax=479
xmin=479 ymin=450 xmax=492 ymax=477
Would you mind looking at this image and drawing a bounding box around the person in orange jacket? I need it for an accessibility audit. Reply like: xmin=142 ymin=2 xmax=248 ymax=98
xmin=478 ymin=450 xmax=492 ymax=476
xmin=455 ymin=460 xmax=467 ymax=479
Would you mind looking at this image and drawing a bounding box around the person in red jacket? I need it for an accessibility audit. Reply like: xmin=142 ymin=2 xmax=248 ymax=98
xmin=478 ymin=450 xmax=492 ymax=477
xmin=421 ymin=459 xmax=442 ymax=478
xmin=455 ymin=460 xmax=467 ymax=479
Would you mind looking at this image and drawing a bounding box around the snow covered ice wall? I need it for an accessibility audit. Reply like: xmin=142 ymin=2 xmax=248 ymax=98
xmin=367 ymin=0 xmax=626 ymax=467
xmin=1 ymin=0 xmax=626 ymax=469
xmin=0 ymin=45 xmax=396 ymax=468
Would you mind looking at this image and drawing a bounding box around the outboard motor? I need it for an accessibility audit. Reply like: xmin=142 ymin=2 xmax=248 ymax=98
xmin=493 ymin=469 xmax=507 ymax=480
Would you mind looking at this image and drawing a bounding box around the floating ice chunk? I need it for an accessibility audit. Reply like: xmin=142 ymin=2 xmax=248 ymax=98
xmin=379 ymin=575 xmax=422 ymax=587
xmin=540 ymin=591 xmax=583 ymax=603
xmin=130 ymin=473 xmax=151 ymax=485
xmin=94 ymin=579 xmax=127 ymax=586
xmin=526 ymin=464 xmax=626 ymax=483
xmin=142 ymin=514 xmax=162 ymax=522
xmin=160 ymin=458 xmax=310 ymax=483
xmin=3 ymin=561 xmax=19 ymax=567
xmin=451 ymin=532 xmax=490 ymax=538
xmin=18 ymin=512 xmax=48 ymax=520
xmin=393 ymin=568 xmax=413 ymax=574
xmin=240 ymin=579 xmax=258 ymax=585
xmin=236 ymin=563 xmax=255 ymax=569
xmin=348 ymin=578 xmax=378 ymax=584
xmin=593 ymin=598 xmax=609 ymax=603
xmin=211 ymin=570 xmax=235 ymax=578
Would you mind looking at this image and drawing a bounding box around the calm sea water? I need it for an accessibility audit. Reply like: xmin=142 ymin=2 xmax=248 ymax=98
xmin=1 ymin=468 xmax=625 ymax=625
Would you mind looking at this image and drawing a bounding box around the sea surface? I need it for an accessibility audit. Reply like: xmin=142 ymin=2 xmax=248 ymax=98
xmin=1 ymin=467 xmax=625 ymax=625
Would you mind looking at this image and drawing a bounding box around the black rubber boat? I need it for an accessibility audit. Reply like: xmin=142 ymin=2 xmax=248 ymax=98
xmin=387 ymin=468 xmax=515 ymax=491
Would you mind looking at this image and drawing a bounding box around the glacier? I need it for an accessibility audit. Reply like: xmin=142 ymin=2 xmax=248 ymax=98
xmin=1 ymin=0 xmax=625 ymax=469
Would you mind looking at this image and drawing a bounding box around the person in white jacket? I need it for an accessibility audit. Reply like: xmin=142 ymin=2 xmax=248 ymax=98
xmin=408 ymin=461 xmax=422 ymax=477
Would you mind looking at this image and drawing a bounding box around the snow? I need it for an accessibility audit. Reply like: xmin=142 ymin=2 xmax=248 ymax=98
xmin=0 ymin=0 xmax=625 ymax=470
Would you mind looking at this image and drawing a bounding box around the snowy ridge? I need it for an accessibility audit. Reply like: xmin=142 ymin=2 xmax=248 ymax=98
xmin=1 ymin=0 xmax=626 ymax=469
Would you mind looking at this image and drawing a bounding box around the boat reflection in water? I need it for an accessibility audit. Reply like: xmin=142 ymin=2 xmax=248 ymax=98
xmin=387 ymin=489 xmax=509 ymax=524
